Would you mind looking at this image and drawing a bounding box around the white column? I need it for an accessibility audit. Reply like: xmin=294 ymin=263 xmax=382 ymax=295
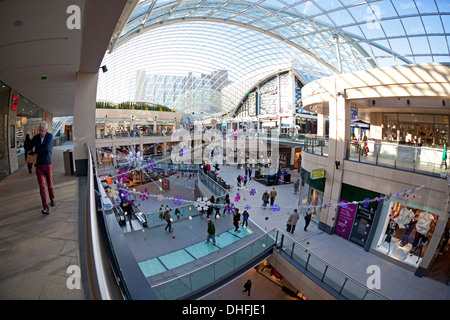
xmin=320 ymin=79 xmax=351 ymax=233
xmin=73 ymin=72 xmax=98 ymax=176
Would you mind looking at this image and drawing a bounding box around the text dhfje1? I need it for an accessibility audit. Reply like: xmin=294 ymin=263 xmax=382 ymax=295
xmin=182 ymin=304 xmax=265 ymax=317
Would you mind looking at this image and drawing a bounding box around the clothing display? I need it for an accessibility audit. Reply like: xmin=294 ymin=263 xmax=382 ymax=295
xmin=394 ymin=207 xmax=414 ymax=229
xmin=415 ymin=211 xmax=434 ymax=235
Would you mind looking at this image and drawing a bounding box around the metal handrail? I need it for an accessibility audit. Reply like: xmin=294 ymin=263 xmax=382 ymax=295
xmin=85 ymin=146 xmax=121 ymax=300
xmin=152 ymin=228 xmax=277 ymax=288
xmin=277 ymin=230 xmax=389 ymax=300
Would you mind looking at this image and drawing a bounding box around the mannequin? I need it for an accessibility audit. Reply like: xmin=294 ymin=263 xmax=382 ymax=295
xmin=400 ymin=222 xmax=414 ymax=247
xmin=410 ymin=233 xmax=427 ymax=263
xmin=385 ymin=220 xmax=396 ymax=255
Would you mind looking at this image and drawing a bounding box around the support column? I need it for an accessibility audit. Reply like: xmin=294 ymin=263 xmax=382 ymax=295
xmin=73 ymin=72 xmax=98 ymax=176
xmin=319 ymin=80 xmax=351 ymax=234
xmin=317 ymin=111 xmax=326 ymax=137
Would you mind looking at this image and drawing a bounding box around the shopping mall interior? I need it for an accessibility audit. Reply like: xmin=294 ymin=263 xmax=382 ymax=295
xmin=0 ymin=0 xmax=449 ymax=306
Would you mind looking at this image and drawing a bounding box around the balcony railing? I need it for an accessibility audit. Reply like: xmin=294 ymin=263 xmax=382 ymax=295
xmin=276 ymin=231 xmax=388 ymax=300
xmin=346 ymin=140 xmax=449 ymax=177
xmin=303 ymin=136 xmax=329 ymax=156
xmin=151 ymin=229 xmax=277 ymax=300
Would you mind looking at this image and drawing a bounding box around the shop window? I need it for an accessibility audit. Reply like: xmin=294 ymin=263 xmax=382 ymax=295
xmin=374 ymin=200 xmax=438 ymax=267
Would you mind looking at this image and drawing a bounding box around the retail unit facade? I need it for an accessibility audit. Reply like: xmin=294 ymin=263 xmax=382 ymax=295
xmin=300 ymin=63 xmax=450 ymax=279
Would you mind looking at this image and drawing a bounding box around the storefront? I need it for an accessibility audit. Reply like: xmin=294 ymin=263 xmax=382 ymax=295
xmin=299 ymin=168 xmax=325 ymax=224
xmin=382 ymin=113 xmax=449 ymax=147
xmin=335 ymin=184 xmax=381 ymax=249
xmin=370 ymin=197 xmax=440 ymax=269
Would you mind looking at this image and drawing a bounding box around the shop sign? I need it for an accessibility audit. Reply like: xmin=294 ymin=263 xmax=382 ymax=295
xmin=311 ymin=168 xmax=324 ymax=180
xmin=12 ymin=94 xmax=18 ymax=111
xmin=335 ymin=200 xmax=357 ymax=240
xmin=162 ymin=179 xmax=170 ymax=190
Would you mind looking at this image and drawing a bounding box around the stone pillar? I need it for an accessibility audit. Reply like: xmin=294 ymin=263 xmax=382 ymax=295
xmin=319 ymin=79 xmax=351 ymax=234
xmin=73 ymin=72 xmax=98 ymax=176
xmin=317 ymin=111 xmax=326 ymax=137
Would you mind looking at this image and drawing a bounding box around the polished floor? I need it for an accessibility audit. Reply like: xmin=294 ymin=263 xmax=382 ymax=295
xmin=0 ymin=141 xmax=449 ymax=300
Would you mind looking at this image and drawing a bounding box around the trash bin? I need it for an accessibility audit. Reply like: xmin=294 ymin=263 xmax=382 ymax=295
xmin=63 ymin=149 xmax=74 ymax=175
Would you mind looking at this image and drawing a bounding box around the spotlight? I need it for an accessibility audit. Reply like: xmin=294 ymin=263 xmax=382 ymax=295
xmin=101 ymin=65 xmax=108 ymax=73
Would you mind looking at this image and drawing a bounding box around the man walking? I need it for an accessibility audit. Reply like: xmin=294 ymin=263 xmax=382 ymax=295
xmin=287 ymin=209 xmax=300 ymax=234
xmin=29 ymin=121 xmax=55 ymax=214
xmin=269 ymin=187 xmax=277 ymax=206
xmin=205 ymin=217 xmax=216 ymax=245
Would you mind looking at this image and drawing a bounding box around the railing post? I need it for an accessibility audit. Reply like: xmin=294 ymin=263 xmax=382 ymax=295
xmin=339 ymin=278 xmax=348 ymax=294
xmin=321 ymin=265 xmax=328 ymax=282
xmin=305 ymin=253 xmax=311 ymax=269
xmin=290 ymin=242 xmax=295 ymax=259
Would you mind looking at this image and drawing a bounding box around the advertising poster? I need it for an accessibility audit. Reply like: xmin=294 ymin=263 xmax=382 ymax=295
xmin=334 ymin=200 xmax=356 ymax=240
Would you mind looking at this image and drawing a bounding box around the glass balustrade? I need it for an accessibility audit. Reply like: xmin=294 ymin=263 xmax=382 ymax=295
xmin=346 ymin=140 xmax=448 ymax=177
xmin=152 ymin=230 xmax=277 ymax=300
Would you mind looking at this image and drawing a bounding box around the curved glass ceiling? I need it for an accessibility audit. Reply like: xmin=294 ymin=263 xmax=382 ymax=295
xmin=97 ymin=21 xmax=333 ymax=116
xmin=99 ymin=0 xmax=450 ymax=117
xmin=112 ymin=0 xmax=450 ymax=73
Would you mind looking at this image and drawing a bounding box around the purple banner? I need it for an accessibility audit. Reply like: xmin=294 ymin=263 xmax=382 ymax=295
xmin=334 ymin=200 xmax=356 ymax=240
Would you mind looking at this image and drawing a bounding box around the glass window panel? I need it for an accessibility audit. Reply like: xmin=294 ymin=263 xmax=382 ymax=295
xmin=275 ymin=26 xmax=299 ymax=38
xmin=340 ymin=25 xmax=365 ymax=40
xmin=389 ymin=38 xmax=412 ymax=55
xmin=347 ymin=4 xmax=372 ymax=23
xmin=370 ymin=40 xmax=392 ymax=56
xmin=250 ymin=21 xmax=271 ymax=30
xmin=421 ymin=15 xmax=444 ymax=34
xmin=435 ymin=0 xmax=450 ymax=13
xmin=210 ymin=10 xmax=237 ymax=19
xmin=409 ymin=36 xmax=431 ymax=55
xmin=293 ymin=1 xmax=322 ymax=16
xmin=401 ymin=17 xmax=426 ymax=35
xmin=391 ymin=0 xmax=419 ymax=16
xmin=380 ymin=18 xmax=406 ymax=37
xmin=373 ymin=1 xmax=399 ymax=19
xmin=244 ymin=7 xmax=271 ymax=19
xmin=433 ymin=55 xmax=450 ymax=63
xmin=260 ymin=15 xmax=286 ymax=28
xmin=376 ymin=57 xmax=396 ymax=68
xmin=230 ymin=14 xmax=255 ymax=24
xmin=312 ymin=14 xmax=334 ymax=30
xmin=314 ymin=0 xmax=344 ymax=12
xmin=359 ymin=20 xmax=386 ymax=39
xmin=153 ymin=0 xmax=179 ymax=10
xmin=261 ymin=0 xmax=288 ymax=11
xmin=291 ymin=37 xmax=312 ymax=49
xmin=413 ymin=55 xmax=434 ymax=64
xmin=415 ymin=0 xmax=439 ymax=14
xmin=428 ymin=36 xmax=449 ymax=54
xmin=326 ymin=9 xmax=355 ymax=26
xmin=442 ymin=15 xmax=450 ymax=33
xmin=129 ymin=2 xmax=152 ymax=21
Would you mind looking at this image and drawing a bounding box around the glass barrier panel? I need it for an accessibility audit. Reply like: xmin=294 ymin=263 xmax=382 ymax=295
xmin=322 ymin=266 xmax=348 ymax=293
xmin=153 ymin=276 xmax=192 ymax=300
xmin=340 ymin=278 xmax=368 ymax=300
xmin=214 ymin=254 xmax=236 ymax=280
xmin=377 ymin=143 xmax=397 ymax=167
xmin=396 ymin=144 xmax=415 ymax=171
xmin=189 ymin=264 xmax=215 ymax=292
xmin=362 ymin=290 xmax=385 ymax=300
xmin=291 ymin=245 xmax=309 ymax=268
xmin=305 ymin=254 xmax=327 ymax=279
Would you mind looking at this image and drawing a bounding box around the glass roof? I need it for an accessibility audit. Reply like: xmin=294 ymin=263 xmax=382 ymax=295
xmin=98 ymin=0 xmax=450 ymax=116
xmin=97 ymin=21 xmax=333 ymax=117
xmin=113 ymin=0 xmax=450 ymax=71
